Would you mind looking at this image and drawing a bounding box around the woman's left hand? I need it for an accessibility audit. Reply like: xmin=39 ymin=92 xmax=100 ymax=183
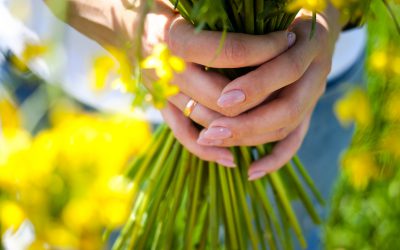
xmin=197 ymin=7 xmax=343 ymax=180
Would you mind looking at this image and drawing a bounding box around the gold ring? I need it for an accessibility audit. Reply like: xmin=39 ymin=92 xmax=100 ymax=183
xmin=183 ymin=99 xmax=197 ymax=117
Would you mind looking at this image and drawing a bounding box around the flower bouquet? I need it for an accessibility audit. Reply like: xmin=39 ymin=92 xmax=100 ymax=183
xmin=110 ymin=0 xmax=377 ymax=249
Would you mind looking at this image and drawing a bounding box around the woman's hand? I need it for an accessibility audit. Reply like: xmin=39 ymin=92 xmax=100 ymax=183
xmin=45 ymin=0 xmax=342 ymax=176
xmin=159 ymin=17 xmax=297 ymax=165
xmin=196 ymin=6 xmax=343 ymax=179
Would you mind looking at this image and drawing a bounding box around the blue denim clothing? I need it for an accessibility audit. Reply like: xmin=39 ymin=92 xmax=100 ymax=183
xmin=294 ymin=50 xmax=366 ymax=250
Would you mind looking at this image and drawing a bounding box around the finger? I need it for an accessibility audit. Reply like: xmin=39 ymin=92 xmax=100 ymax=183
xmin=168 ymin=92 xmax=221 ymax=128
xmin=161 ymin=102 xmax=235 ymax=167
xmin=216 ymin=20 xmax=330 ymax=115
xmin=247 ymin=112 xmax=312 ymax=180
xmin=142 ymin=63 xmax=230 ymax=115
xmin=171 ymin=63 xmax=231 ymax=115
xmin=168 ymin=17 xmax=296 ymax=68
xmin=197 ymin=126 xmax=293 ymax=147
xmin=199 ymin=62 xmax=327 ymax=146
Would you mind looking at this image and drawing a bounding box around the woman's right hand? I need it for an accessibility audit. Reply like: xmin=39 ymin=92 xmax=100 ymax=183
xmin=44 ymin=0 xmax=293 ymax=166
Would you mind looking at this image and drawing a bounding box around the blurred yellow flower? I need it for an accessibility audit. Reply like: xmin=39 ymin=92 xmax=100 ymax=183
xmin=91 ymin=48 xmax=137 ymax=93
xmin=96 ymin=176 xmax=134 ymax=228
xmin=392 ymin=56 xmax=400 ymax=75
xmin=62 ymin=199 xmax=99 ymax=233
xmin=342 ymin=151 xmax=379 ymax=190
xmin=288 ymin=0 xmax=327 ymax=12
xmin=44 ymin=224 xmax=78 ymax=248
xmin=369 ymin=51 xmax=388 ymax=72
xmin=330 ymin=0 xmax=347 ymax=9
xmin=0 ymin=129 xmax=32 ymax=191
xmin=141 ymin=43 xmax=185 ymax=81
xmin=141 ymin=43 xmax=184 ymax=107
xmin=334 ymin=88 xmax=372 ymax=128
xmin=10 ymin=43 xmax=49 ymax=72
xmin=0 ymin=201 xmax=26 ymax=232
xmin=0 ymin=97 xmax=21 ymax=131
xmin=381 ymin=128 xmax=400 ymax=158
xmin=384 ymin=93 xmax=400 ymax=121
xmin=0 ymin=101 xmax=151 ymax=248
xmin=92 ymin=55 xmax=115 ymax=90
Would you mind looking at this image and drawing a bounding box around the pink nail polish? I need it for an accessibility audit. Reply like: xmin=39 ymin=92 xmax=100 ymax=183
xmin=217 ymin=89 xmax=245 ymax=108
xmin=248 ymin=171 xmax=266 ymax=181
xmin=287 ymin=32 xmax=296 ymax=47
xmin=216 ymin=158 xmax=236 ymax=168
xmin=203 ymin=126 xmax=232 ymax=140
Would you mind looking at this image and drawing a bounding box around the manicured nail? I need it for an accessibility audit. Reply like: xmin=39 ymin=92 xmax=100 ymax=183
xmin=217 ymin=158 xmax=236 ymax=168
xmin=197 ymin=137 xmax=223 ymax=146
xmin=217 ymin=89 xmax=245 ymax=108
xmin=287 ymin=32 xmax=296 ymax=47
xmin=203 ymin=126 xmax=232 ymax=140
xmin=248 ymin=171 xmax=266 ymax=181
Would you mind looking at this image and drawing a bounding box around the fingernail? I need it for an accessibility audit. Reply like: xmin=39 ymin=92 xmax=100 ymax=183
xmin=248 ymin=171 xmax=266 ymax=181
xmin=197 ymin=137 xmax=223 ymax=146
xmin=203 ymin=126 xmax=232 ymax=140
xmin=217 ymin=89 xmax=245 ymax=108
xmin=287 ymin=32 xmax=296 ymax=47
xmin=216 ymin=158 xmax=236 ymax=168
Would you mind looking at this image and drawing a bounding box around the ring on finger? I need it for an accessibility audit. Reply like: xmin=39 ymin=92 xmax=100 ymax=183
xmin=183 ymin=99 xmax=198 ymax=117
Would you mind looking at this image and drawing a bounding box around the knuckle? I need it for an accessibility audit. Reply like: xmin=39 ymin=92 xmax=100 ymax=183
xmin=289 ymin=56 xmax=304 ymax=80
xmin=194 ymin=151 xmax=211 ymax=162
xmin=290 ymin=104 xmax=303 ymax=121
xmin=284 ymin=102 xmax=302 ymax=124
xmin=275 ymin=127 xmax=290 ymax=141
xmin=224 ymin=37 xmax=247 ymax=63
xmin=183 ymin=142 xmax=211 ymax=161
xmin=220 ymin=108 xmax=240 ymax=117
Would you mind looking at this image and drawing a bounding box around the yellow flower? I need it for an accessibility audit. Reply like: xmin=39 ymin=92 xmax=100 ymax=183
xmin=142 ymin=43 xmax=185 ymax=80
xmin=141 ymin=43 xmax=185 ymax=106
xmin=62 ymin=199 xmax=99 ymax=232
xmin=334 ymin=88 xmax=371 ymax=128
xmin=369 ymin=51 xmax=388 ymax=72
xmin=95 ymin=176 xmax=134 ymax=228
xmin=287 ymin=0 xmax=327 ymax=12
xmin=0 ymin=129 xmax=32 ymax=191
xmin=91 ymin=55 xmax=115 ymax=90
xmin=0 ymin=201 xmax=26 ymax=232
xmin=392 ymin=56 xmax=400 ymax=75
xmin=91 ymin=48 xmax=137 ymax=93
xmin=342 ymin=151 xmax=379 ymax=190
xmin=1 ymin=101 xmax=151 ymax=247
xmin=0 ymin=97 xmax=21 ymax=131
xmin=381 ymin=129 xmax=400 ymax=158
xmin=44 ymin=224 xmax=78 ymax=248
xmin=10 ymin=43 xmax=49 ymax=72
xmin=384 ymin=93 xmax=400 ymax=121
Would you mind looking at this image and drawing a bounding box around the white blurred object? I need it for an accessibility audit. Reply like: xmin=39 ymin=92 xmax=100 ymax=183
xmin=2 ymin=221 xmax=35 ymax=250
xmin=328 ymin=27 xmax=367 ymax=81
xmin=0 ymin=0 xmax=49 ymax=79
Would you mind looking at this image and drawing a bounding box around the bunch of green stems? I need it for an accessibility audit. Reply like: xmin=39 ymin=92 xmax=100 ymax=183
xmin=113 ymin=0 xmax=324 ymax=249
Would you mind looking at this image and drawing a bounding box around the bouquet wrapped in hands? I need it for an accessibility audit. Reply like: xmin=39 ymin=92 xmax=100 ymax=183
xmin=110 ymin=0 xmax=370 ymax=249
xmin=40 ymin=0 xmax=379 ymax=249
